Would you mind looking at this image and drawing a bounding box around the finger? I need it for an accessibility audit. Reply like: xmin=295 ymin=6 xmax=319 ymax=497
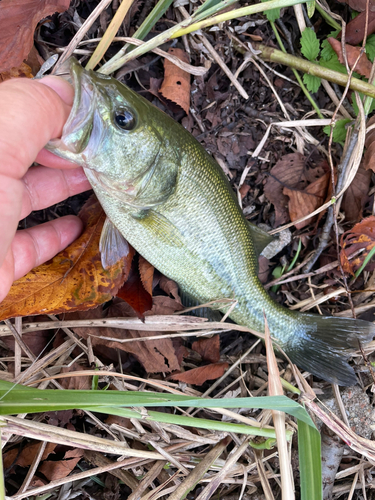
xmin=0 ymin=78 xmax=73 ymax=267
xmin=0 ymin=78 xmax=73 ymax=179
xmin=21 ymin=166 xmax=92 ymax=219
xmin=0 ymin=215 xmax=83 ymax=303
xmin=38 ymin=75 xmax=74 ymax=106
xmin=35 ymin=148 xmax=80 ymax=169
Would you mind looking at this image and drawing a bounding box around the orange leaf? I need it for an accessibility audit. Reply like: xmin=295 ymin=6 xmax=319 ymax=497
xmin=139 ymin=255 xmax=154 ymax=296
xmin=117 ymin=257 xmax=152 ymax=319
xmin=328 ymin=38 xmax=372 ymax=78
xmin=0 ymin=0 xmax=70 ymax=73
xmin=169 ymin=362 xmax=228 ymax=385
xmin=159 ymin=48 xmax=191 ymax=114
xmin=0 ymin=61 xmax=33 ymax=82
xmin=0 ymin=197 xmax=132 ymax=321
xmin=192 ymin=335 xmax=220 ymax=363
xmin=340 ymin=216 xmax=375 ymax=275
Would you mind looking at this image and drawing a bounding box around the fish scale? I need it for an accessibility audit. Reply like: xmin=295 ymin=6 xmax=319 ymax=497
xmin=46 ymin=57 xmax=375 ymax=385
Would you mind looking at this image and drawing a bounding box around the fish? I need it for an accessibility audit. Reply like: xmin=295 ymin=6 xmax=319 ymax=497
xmin=46 ymin=57 xmax=374 ymax=385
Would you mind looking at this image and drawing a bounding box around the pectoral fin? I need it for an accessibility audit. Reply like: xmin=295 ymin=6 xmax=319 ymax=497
xmin=131 ymin=210 xmax=184 ymax=248
xmin=99 ymin=217 xmax=130 ymax=269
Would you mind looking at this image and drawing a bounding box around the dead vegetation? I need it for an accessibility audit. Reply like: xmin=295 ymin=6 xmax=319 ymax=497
xmin=2 ymin=0 xmax=375 ymax=498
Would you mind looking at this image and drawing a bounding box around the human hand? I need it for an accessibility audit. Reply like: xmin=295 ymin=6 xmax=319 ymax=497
xmin=0 ymin=75 xmax=92 ymax=303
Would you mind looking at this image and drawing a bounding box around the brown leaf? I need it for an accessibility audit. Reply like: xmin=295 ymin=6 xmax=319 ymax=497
xmin=0 ymin=61 xmax=33 ymax=82
xmin=60 ymin=362 xmax=92 ymax=390
xmin=340 ymin=216 xmax=375 ymax=275
xmin=364 ymin=115 xmax=375 ymax=173
xmin=159 ymin=275 xmax=181 ymax=303
xmin=328 ymin=38 xmax=372 ymax=78
xmin=159 ymin=48 xmax=191 ymax=114
xmin=239 ymin=183 xmax=250 ymax=199
xmin=263 ymin=153 xmax=307 ymax=227
xmin=117 ymin=257 xmax=152 ymax=319
xmin=0 ymin=197 xmax=132 ymax=321
xmin=0 ymin=0 xmax=70 ymax=73
xmin=283 ymin=172 xmax=330 ymax=230
xmin=2 ymin=328 xmax=51 ymax=357
xmin=39 ymin=449 xmax=83 ymax=481
xmin=139 ymin=255 xmax=154 ymax=296
xmin=341 ymin=163 xmax=371 ymax=223
xmin=337 ymin=0 xmax=375 ymax=12
xmin=192 ymin=335 xmax=220 ymax=363
xmin=345 ymin=10 xmax=375 ymax=45
xmin=72 ymin=297 xmax=183 ymax=373
xmin=258 ymin=255 xmax=272 ymax=284
xmin=3 ymin=442 xmax=56 ymax=469
xmin=169 ymin=362 xmax=228 ymax=385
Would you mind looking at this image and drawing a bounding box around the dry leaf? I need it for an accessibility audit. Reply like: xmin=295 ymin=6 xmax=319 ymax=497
xmin=60 ymin=362 xmax=92 ymax=390
xmin=192 ymin=335 xmax=220 ymax=363
xmin=169 ymin=362 xmax=228 ymax=385
xmin=340 ymin=216 xmax=375 ymax=275
xmin=3 ymin=442 xmax=56 ymax=469
xmin=264 ymin=153 xmax=307 ymax=227
xmin=0 ymin=0 xmax=70 ymax=73
xmin=364 ymin=115 xmax=375 ymax=172
xmin=341 ymin=163 xmax=371 ymax=223
xmin=337 ymin=0 xmax=375 ymax=12
xmin=0 ymin=61 xmax=33 ymax=82
xmin=283 ymin=172 xmax=330 ymax=230
xmin=117 ymin=257 xmax=152 ymax=320
xmin=159 ymin=48 xmax=191 ymax=114
xmin=328 ymin=38 xmax=372 ymax=78
xmin=345 ymin=10 xmax=375 ymax=45
xmin=159 ymin=275 xmax=181 ymax=303
xmin=39 ymin=449 xmax=83 ymax=481
xmin=139 ymin=255 xmax=154 ymax=296
xmin=71 ymin=297 xmax=183 ymax=373
xmin=0 ymin=197 xmax=131 ymax=321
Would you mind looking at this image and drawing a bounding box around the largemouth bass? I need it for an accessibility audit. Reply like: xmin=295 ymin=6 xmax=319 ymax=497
xmin=47 ymin=57 xmax=374 ymax=385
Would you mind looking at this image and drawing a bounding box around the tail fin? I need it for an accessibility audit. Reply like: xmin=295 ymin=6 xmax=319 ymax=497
xmin=285 ymin=315 xmax=374 ymax=385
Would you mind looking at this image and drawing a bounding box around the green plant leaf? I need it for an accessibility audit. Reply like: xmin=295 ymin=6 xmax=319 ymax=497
xmin=320 ymin=33 xmax=339 ymax=61
xmin=352 ymin=92 xmax=375 ymax=115
xmin=261 ymin=0 xmax=280 ymax=21
xmin=298 ymin=419 xmax=322 ymax=500
xmin=366 ymin=34 xmax=375 ymax=63
xmin=306 ymin=0 xmax=315 ymax=18
xmin=303 ymin=73 xmax=321 ymax=93
xmin=300 ymin=28 xmax=320 ymax=61
xmin=323 ymin=118 xmax=352 ymax=142
xmin=319 ymin=54 xmax=361 ymax=79
xmin=0 ymin=381 xmax=316 ymax=428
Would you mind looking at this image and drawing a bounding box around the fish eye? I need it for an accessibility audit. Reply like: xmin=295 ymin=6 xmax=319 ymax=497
xmin=114 ymin=109 xmax=136 ymax=131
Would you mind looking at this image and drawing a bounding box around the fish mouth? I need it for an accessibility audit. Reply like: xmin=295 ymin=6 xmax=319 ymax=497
xmin=48 ymin=57 xmax=110 ymax=160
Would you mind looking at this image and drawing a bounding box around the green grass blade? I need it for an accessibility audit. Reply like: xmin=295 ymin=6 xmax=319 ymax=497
xmin=298 ymin=419 xmax=322 ymax=500
xmin=85 ymin=406 xmax=285 ymax=438
xmin=0 ymin=381 xmax=316 ymax=428
xmin=354 ymin=244 xmax=375 ymax=278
